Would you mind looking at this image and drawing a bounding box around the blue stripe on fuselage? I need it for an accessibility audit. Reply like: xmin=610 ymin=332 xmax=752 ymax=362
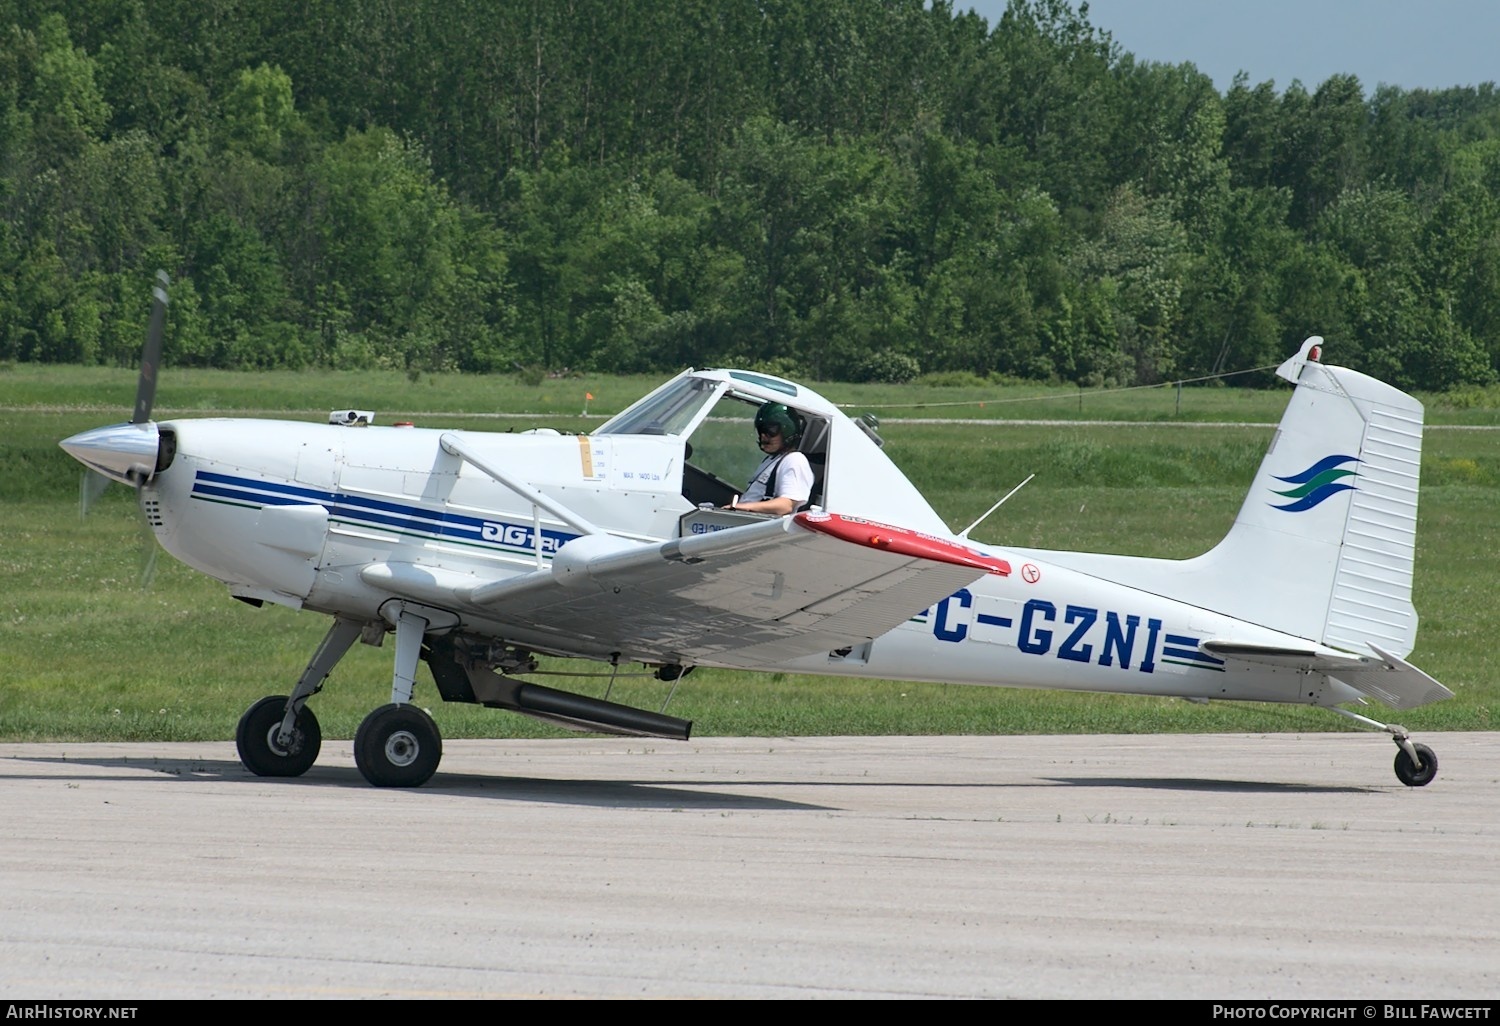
xmin=189 ymin=469 xmax=578 ymax=555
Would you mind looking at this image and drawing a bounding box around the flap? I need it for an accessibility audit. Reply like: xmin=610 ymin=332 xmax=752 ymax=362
xmin=361 ymin=511 xmax=1010 ymax=667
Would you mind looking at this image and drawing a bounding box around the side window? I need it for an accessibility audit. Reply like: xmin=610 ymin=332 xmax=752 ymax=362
xmin=680 ymin=396 xmax=758 ymax=507
xmin=679 ymin=395 xmax=828 ymax=509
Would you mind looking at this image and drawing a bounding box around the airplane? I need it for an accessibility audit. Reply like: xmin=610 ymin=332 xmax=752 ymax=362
xmin=60 ymin=272 xmax=1454 ymax=789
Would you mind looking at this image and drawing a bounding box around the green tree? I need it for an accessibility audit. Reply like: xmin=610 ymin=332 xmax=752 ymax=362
xmin=28 ymin=13 xmax=111 ymax=164
xmin=714 ymin=117 xmax=905 ymax=379
xmin=222 ymin=63 xmax=297 ymax=162
xmin=299 ymin=127 xmax=510 ymax=371
xmin=1222 ymin=74 xmax=1281 ymax=190
xmin=1414 ymin=141 xmax=1500 ymax=382
xmin=1313 ymin=183 xmax=1488 ymax=389
xmin=1175 ymin=185 xmax=1303 ymax=379
xmin=1277 ymin=74 xmax=1369 ymax=230
xmin=957 ymin=0 xmax=1122 ymax=220
xmin=1071 ymin=183 xmax=1188 ymax=383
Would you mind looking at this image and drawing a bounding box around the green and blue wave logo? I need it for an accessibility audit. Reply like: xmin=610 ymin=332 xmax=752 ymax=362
xmin=1270 ymin=455 xmax=1358 ymax=512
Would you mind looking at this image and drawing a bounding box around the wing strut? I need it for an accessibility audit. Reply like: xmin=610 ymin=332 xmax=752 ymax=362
xmin=439 ymin=431 xmax=604 ymax=566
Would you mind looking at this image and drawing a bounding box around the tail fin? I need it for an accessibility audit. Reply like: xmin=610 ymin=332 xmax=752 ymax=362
xmin=1208 ymin=337 xmax=1423 ymax=654
xmin=1022 ymin=337 xmax=1425 ymax=656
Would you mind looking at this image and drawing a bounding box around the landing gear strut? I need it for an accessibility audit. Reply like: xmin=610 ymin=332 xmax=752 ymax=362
xmin=1327 ymin=706 xmax=1439 ymax=787
xmin=342 ymin=603 xmax=447 ymax=788
xmin=234 ymin=617 xmax=361 ymax=779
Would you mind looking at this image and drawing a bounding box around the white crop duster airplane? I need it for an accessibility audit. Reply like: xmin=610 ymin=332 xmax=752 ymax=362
xmin=61 ymin=273 xmax=1453 ymax=788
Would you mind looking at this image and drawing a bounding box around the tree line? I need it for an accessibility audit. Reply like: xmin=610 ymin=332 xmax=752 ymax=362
xmin=2 ymin=0 xmax=1498 ymax=390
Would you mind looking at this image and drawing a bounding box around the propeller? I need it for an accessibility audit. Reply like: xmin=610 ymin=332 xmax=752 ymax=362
xmin=65 ymin=270 xmax=171 ymax=586
xmin=132 ymin=269 xmax=170 ymax=426
xmin=75 ymin=269 xmax=170 ymax=515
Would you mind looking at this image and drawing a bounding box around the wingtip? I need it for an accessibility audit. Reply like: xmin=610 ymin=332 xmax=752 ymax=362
xmin=794 ymin=511 xmax=1011 ymax=576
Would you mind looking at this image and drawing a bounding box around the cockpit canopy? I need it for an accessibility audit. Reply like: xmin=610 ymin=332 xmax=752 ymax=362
xmin=594 ymin=370 xmax=830 ymax=509
xmin=593 ymin=368 xmax=945 ymax=533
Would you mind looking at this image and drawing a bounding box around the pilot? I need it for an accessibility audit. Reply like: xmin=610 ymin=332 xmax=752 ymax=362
xmin=726 ymin=402 xmax=814 ymax=516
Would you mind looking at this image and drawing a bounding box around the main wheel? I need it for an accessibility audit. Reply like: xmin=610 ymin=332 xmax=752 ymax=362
xmin=236 ymin=695 xmax=321 ymax=778
xmin=1394 ymin=742 xmax=1438 ymax=787
xmin=354 ymin=703 xmax=442 ymax=788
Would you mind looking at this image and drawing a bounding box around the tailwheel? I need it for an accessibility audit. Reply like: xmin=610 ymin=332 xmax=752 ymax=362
xmin=354 ymin=703 xmax=442 ymax=788
xmin=236 ymin=695 xmax=321 ymax=777
xmin=1393 ymin=742 xmax=1438 ymax=787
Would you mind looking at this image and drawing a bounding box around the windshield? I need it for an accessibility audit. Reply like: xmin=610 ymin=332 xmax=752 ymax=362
xmin=593 ymin=376 xmax=720 ymax=437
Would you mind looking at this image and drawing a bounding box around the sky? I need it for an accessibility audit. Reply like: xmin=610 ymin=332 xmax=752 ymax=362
xmin=960 ymin=0 xmax=1500 ymax=94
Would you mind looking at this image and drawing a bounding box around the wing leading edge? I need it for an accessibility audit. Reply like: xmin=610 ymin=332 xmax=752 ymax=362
xmin=362 ymin=511 xmax=1011 ymax=668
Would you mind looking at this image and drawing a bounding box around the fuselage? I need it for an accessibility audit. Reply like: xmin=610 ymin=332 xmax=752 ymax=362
xmin=141 ymin=411 xmax=1359 ymax=709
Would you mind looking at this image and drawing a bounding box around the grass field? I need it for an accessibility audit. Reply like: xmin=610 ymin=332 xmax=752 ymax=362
xmin=2 ymin=362 xmax=1496 ymax=743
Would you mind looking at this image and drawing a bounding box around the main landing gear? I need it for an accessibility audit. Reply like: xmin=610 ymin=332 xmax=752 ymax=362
xmin=235 ymin=605 xmax=446 ymax=788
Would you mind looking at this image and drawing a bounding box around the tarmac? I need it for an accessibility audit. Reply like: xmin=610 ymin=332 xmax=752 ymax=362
xmin=1 ymin=732 xmax=1497 ymax=1000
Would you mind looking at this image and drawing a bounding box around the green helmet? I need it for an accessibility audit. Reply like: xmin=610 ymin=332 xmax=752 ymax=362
xmin=754 ymin=402 xmax=802 ymax=445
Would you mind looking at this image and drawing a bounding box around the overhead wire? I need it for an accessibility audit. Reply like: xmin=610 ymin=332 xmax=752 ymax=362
xmin=832 ymin=363 xmax=1282 ymax=412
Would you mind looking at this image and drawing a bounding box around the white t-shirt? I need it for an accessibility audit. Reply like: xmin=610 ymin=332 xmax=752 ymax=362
xmin=741 ymin=450 xmax=815 ymax=509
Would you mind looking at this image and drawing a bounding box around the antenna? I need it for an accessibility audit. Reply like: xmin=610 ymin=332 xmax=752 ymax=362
xmin=958 ymin=474 xmax=1034 ymax=539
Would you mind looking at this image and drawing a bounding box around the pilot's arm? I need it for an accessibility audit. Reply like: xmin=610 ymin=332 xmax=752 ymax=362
xmin=730 ymin=495 xmax=797 ymax=516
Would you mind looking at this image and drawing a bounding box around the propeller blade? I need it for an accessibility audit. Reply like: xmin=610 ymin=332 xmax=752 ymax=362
xmin=131 ymin=269 xmax=170 ymax=425
xmin=79 ymin=468 xmax=113 ymax=520
xmin=135 ymin=485 xmax=161 ymax=589
xmin=138 ymin=531 xmax=160 ymax=589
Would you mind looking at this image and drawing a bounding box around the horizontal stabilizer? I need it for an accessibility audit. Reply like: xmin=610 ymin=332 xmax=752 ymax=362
xmin=1200 ymin=640 xmax=1454 ymax=711
xmin=1334 ymin=643 xmax=1454 ymax=710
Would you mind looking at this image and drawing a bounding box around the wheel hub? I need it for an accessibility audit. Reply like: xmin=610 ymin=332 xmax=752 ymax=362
xmin=384 ymin=730 xmax=420 ymax=767
xmin=264 ymin=725 xmax=298 ymax=757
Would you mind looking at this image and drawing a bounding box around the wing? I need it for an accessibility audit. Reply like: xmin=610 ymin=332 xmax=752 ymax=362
xmin=362 ymin=511 xmax=1010 ymax=667
xmin=1199 ymin=640 xmax=1454 ymax=710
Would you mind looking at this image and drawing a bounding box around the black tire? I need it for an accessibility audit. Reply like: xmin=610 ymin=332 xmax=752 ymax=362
xmin=353 ymin=703 xmax=442 ymax=788
xmin=235 ymin=695 xmax=321 ymax=778
xmin=1394 ymin=742 xmax=1438 ymax=787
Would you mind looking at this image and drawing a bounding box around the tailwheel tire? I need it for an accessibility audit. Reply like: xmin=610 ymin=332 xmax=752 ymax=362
xmin=1394 ymin=742 xmax=1438 ymax=787
xmin=236 ymin=695 xmax=321 ymax=778
xmin=354 ymin=703 xmax=442 ymax=788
